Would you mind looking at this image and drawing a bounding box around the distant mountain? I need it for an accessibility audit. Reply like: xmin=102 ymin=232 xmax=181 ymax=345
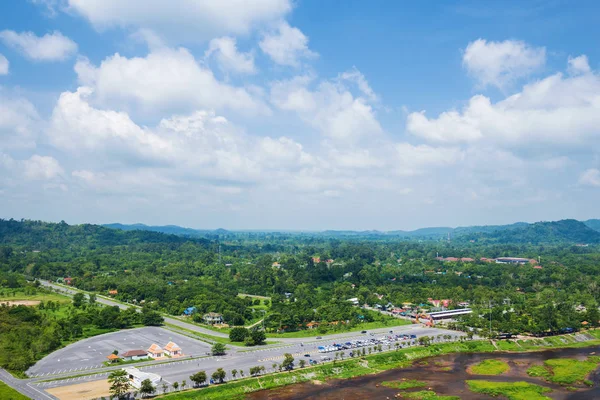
xmin=102 ymin=223 xmax=231 ymax=237
xmin=583 ymin=219 xmax=600 ymax=232
xmin=460 ymin=219 xmax=600 ymax=244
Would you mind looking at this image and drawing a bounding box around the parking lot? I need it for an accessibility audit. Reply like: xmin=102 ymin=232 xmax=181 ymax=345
xmin=27 ymin=327 xmax=211 ymax=377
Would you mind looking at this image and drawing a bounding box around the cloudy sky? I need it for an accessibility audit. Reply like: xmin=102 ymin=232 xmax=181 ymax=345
xmin=1 ymin=0 xmax=599 ymax=230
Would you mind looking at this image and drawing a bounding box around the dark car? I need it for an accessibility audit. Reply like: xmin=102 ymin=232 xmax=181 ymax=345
xmin=304 ymin=353 xmax=311 ymax=357
xmin=316 ymin=336 xmax=322 ymax=339
xmin=410 ymin=334 xmax=417 ymax=339
xmin=361 ymin=330 xmax=367 ymax=334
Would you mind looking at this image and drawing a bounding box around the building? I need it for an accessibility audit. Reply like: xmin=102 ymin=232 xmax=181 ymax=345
xmin=183 ymin=306 xmax=197 ymax=316
xmin=164 ymin=341 xmax=182 ymax=356
xmin=124 ymin=367 xmax=161 ymax=389
xmin=306 ymin=321 xmax=320 ymax=329
xmin=121 ymin=350 xmax=150 ymax=361
xmin=63 ymin=277 xmax=73 ymax=285
xmin=495 ymin=257 xmax=531 ymax=265
xmin=203 ymin=312 xmax=224 ymax=324
xmin=428 ymin=308 xmax=473 ymax=321
xmin=108 ymin=289 xmax=118 ymax=296
xmin=147 ymin=343 xmax=164 ymax=358
xmin=106 ymin=354 xmax=120 ymax=363
xmin=312 ymin=257 xmax=321 ymax=263
xmin=347 ymin=297 xmax=359 ymax=306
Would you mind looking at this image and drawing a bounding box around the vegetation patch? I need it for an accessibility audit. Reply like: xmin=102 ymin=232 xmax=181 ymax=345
xmin=398 ymin=390 xmax=460 ymax=400
xmin=468 ymin=359 xmax=510 ymax=375
xmin=381 ymin=379 xmax=427 ymax=389
xmin=527 ymin=357 xmax=600 ymax=385
xmin=466 ymin=380 xmax=552 ymax=400
xmin=0 ymin=381 xmax=29 ymax=400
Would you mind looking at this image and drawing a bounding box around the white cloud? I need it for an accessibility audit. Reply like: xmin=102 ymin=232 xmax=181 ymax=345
xmin=339 ymin=67 xmax=378 ymax=102
xmin=0 ymin=54 xmax=8 ymax=74
xmin=463 ymin=39 xmax=545 ymax=89
xmin=259 ymin=21 xmax=317 ymax=67
xmin=74 ymin=48 xmax=269 ymax=115
xmin=23 ymin=155 xmax=63 ymax=180
xmin=407 ymin=58 xmax=600 ymax=147
xmin=394 ymin=143 xmax=464 ymax=176
xmin=66 ymin=0 xmax=292 ymax=42
xmin=205 ymin=37 xmax=256 ymax=75
xmin=568 ymin=55 xmax=591 ymax=75
xmin=0 ymin=92 xmax=40 ymax=149
xmin=579 ymin=169 xmax=600 ymax=187
xmin=0 ymin=30 xmax=77 ymax=61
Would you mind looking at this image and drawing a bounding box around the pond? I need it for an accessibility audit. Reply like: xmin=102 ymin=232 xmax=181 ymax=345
xmin=247 ymin=345 xmax=600 ymax=399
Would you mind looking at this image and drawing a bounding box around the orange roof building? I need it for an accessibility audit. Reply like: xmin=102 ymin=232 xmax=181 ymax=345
xmin=164 ymin=341 xmax=182 ymax=356
xmin=106 ymin=354 xmax=120 ymax=362
xmin=147 ymin=343 xmax=164 ymax=358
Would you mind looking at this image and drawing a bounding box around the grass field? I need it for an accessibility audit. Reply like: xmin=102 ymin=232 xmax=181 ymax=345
xmin=0 ymin=381 xmax=29 ymax=400
xmin=527 ymin=357 xmax=600 ymax=385
xmin=381 ymin=379 xmax=427 ymax=389
xmin=466 ymin=380 xmax=552 ymax=400
xmin=0 ymin=288 xmax=71 ymax=304
xmin=469 ymin=359 xmax=510 ymax=375
xmin=400 ymin=391 xmax=460 ymax=399
xmin=265 ymin=318 xmax=411 ymax=339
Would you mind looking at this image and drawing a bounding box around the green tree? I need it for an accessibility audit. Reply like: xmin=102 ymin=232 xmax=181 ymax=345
xmin=88 ymin=293 xmax=96 ymax=305
xmin=108 ymin=369 xmax=130 ymax=399
xmin=72 ymin=292 xmax=85 ymax=308
xmin=139 ymin=378 xmax=155 ymax=398
xmin=299 ymin=359 xmax=306 ymax=368
xmin=161 ymin=383 xmax=168 ymax=394
xmin=211 ymin=342 xmax=226 ymax=355
xmin=212 ymin=368 xmax=226 ymax=383
xmin=190 ymin=371 xmax=207 ymax=387
xmin=231 ymin=369 xmax=238 ymax=379
xmin=282 ymin=353 xmax=294 ymax=371
xmin=141 ymin=308 xmax=164 ymax=326
xmin=172 ymin=381 xmax=179 ymax=391
xmin=229 ymin=327 xmax=249 ymax=342
xmin=251 ymin=329 xmax=266 ymax=345
xmin=181 ymin=380 xmax=187 ymax=390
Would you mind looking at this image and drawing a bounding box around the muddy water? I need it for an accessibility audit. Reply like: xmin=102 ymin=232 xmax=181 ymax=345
xmin=247 ymin=346 xmax=600 ymax=400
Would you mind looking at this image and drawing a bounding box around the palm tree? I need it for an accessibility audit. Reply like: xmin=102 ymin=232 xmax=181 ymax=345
xmin=108 ymin=369 xmax=130 ymax=400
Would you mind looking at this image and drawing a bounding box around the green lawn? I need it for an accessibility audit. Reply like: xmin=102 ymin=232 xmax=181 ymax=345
xmin=399 ymin=391 xmax=460 ymax=400
xmin=466 ymin=380 xmax=552 ymax=400
xmin=0 ymin=381 xmax=29 ymax=400
xmin=527 ymin=357 xmax=600 ymax=385
xmin=381 ymin=379 xmax=427 ymax=389
xmin=0 ymin=288 xmax=71 ymax=304
xmin=469 ymin=359 xmax=510 ymax=375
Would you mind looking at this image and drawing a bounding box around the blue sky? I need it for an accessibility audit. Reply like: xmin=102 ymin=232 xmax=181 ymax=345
xmin=1 ymin=0 xmax=599 ymax=230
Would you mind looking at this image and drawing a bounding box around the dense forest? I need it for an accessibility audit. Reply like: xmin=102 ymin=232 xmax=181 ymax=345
xmin=2 ymin=218 xmax=600 ymax=346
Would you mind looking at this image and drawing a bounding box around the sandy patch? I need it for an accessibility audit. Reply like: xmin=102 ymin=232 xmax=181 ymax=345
xmin=0 ymin=300 xmax=41 ymax=306
xmin=46 ymin=379 xmax=111 ymax=400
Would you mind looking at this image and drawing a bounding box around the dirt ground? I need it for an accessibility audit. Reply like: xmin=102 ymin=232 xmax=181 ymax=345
xmin=46 ymin=379 xmax=111 ymax=400
xmin=0 ymin=300 xmax=41 ymax=306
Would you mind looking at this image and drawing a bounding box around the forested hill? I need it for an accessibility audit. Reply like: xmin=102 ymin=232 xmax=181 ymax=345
xmin=459 ymin=219 xmax=600 ymax=244
xmin=103 ymin=223 xmax=213 ymax=237
xmin=0 ymin=219 xmax=209 ymax=250
xmin=584 ymin=219 xmax=600 ymax=232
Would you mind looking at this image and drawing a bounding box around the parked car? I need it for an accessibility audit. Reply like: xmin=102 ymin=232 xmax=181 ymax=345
xmin=316 ymin=336 xmax=322 ymax=339
xmin=304 ymin=354 xmax=311 ymax=357
xmin=410 ymin=334 xmax=417 ymax=339
xmin=361 ymin=330 xmax=367 ymax=334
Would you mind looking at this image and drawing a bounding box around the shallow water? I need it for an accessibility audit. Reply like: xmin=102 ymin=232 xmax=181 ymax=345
xmin=247 ymin=345 xmax=600 ymax=399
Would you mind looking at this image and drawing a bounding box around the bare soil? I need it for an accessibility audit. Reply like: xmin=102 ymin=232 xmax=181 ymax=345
xmin=46 ymin=379 xmax=110 ymax=400
xmin=0 ymin=300 xmax=41 ymax=306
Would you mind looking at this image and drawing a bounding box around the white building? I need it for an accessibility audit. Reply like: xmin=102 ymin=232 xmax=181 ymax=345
xmin=124 ymin=367 xmax=161 ymax=389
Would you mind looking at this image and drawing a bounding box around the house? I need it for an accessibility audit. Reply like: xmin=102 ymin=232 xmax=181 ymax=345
xmin=121 ymin=350 xmax=150 ymax=361
xmin=306 ymin=321 xmax=320 ymax=329
xmin=63 ymin=277 xmax=73 ymax=285
xmin=460 ymin=257 xmax=474 ymax=262
xmin=108 ymin=289 xmax=118 ymax=296
xmin=164 ymin=341 xmax=182 ymax=357
xmin=428 ymin=298 xmax=451 ymax=308
xmin=203 ymin=312 xmax=224 ymax=324
xmin=533 ymin=265 xmax=543 ymax=269
xmin=147 ymin=343 xmax=164 ymax=358
xmin=347 ymin=297 xmax=359 ymax=306
xmin=183 ymin=306 xmax=197 ymax=316
xmin=106 ymin=354 xmax=120 ymax=363
xmin=312 ymin=257 xmax=321 ymax=263
xmin=272 ymin=262 xmax=281 ymax=267
xmin=124 ymin=367 xmax=161 ymax=389
xmin=495 ymin=257 xmax=530 ymax=265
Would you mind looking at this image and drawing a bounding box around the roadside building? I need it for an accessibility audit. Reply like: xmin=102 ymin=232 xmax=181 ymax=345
xmin=121 ymin=350 xmax=150 ymax=361
xmin=203 ymin=312 xmax=224 ymax=324
xmin=124 ymin=367 xmax=161 ymax=389
xmin=63 ymin=277 xmax=73 ymax=285
xmin=495 ymin=257 xmax=531 ymax=265
xmin=108 ymin=289 xmax=118 ymax=296
xmin=306 ymin=321 xmax=320 ymax=330
xmin=147 ymin=343 xmax=164 ymax=358
xmin=347 ymin=297 xmax=359 ymax=306
xmin=183 ymin=306 xmax=197 ymax=316
xmin=164 ymin=341 xmax=182 ymax=357
xmin=106 ymin=354 xmax=120 ymax=363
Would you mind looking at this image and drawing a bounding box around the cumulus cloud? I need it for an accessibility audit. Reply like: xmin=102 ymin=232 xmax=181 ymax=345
xmin=463 ymin=39 xmax=545 ymax=89
xmin=23 ymin=155 xmax=63 ymax=180
xmin=579 ymin=169 xmax=600 ymax=187
xmin=66 ymin=0 xmax=292 ymax=42
xmin=74 ymin=48 xmax=269 ymax=115
xmin=568 ymin=55 xmax=591 ymax=75
xmin=407 ymin=57 xmax=600 ymax=147
xmin=259 ymin=21 xmax=317 ymax=67
xmin=205 ymin=37 xmax=256 ymax=75
xmin=0 ymin=30 xmax=77 ymax=61
xmin=0 ymin=92 xmax=40 ymax=149
xmin=0 ymin=54 xmax=8 ymax=74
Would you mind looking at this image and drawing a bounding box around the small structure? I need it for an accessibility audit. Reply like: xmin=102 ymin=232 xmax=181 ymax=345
xmin=106 ymin=354 xmax=120 ymax=363
xmin=108 ymin=289 xmax=118 ymax=296
xmin=203 ymin=312 xmax=224 ymax=324
xmin=163 ymin=341 xmax=182 ymax=357
xmin=121 ymin=350 xmax=150 ymax=361
xmin=63 ymin=277 xmax=73 ymax=285
xmin=124 ymin=367 xmax=161 ymax=389
xmin=306 ymin=321 xmax=320 ymax=330
xmin=347 ymin=297 xmax=359 ymax=306
xmin=147 ymin=343 xmax=164 ymax=358
xmin=183 ymin=306 xmax=197 ymax=316
xmin=495 ymin=257 xmax=531 ymax=265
